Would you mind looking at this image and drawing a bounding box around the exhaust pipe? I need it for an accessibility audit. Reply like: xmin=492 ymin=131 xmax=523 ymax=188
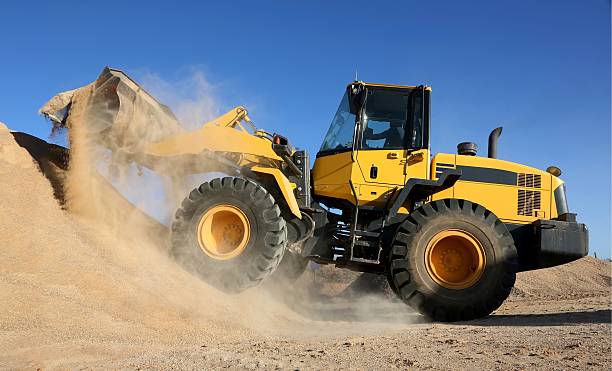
xmin=488 ymin=127 xmax=503 ymax=159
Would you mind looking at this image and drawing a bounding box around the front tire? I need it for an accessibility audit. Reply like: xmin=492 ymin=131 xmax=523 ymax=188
xmin=170 ymin=177 xmax=287 ymax=293
xmin=388 ymin=199 xmax=518 ymax=322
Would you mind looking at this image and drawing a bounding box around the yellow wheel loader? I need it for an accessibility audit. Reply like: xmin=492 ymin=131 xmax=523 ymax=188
xmin=42 ymin=67 xmax=588 ymax=321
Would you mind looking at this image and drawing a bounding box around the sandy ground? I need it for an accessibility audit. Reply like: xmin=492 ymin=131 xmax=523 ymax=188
xmin=0 ymin=123 xmax=610 ymax=370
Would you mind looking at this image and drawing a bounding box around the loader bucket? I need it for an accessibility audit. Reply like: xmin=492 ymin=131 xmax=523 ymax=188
xmin=40 ymin=66 xmax=240 ymax=179
xmin=40 ymin=67 xmax=185 ymax=157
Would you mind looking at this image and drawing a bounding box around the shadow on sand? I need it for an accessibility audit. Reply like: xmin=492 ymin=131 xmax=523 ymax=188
xmin=291 ymin=299 xmax=430 ymax=324
xmin=10 ymin=132 xmax=69 ymax=204
xmin=285 ymin=296 xmax=610 ymax=326
xmin=465 ymin=309 xmax=611 ymax=327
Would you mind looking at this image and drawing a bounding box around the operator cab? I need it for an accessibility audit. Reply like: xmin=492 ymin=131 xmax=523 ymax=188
xmin=318 ymin=82 xmax=430 ymax=157
xmin=313 ymin=82 xmax=431 ymax=208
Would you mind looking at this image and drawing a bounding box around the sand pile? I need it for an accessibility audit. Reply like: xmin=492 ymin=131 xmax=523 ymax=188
xmin=512 ymin=256 xmax=611 ymax=300
xmin=0 ymin=123 xmax=308 ymax=368
xmin=0 ymin=109 xmax=609 ymax=368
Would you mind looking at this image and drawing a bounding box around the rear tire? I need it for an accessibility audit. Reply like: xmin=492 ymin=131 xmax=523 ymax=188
xmin=388 ymin=199 xmax=518 ymax=322
xmin=170 ymin=177 xmax=287 ymax=293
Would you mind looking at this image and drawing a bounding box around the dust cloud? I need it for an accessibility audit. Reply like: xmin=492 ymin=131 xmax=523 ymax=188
xmin=57 ymin=68 xmax=418 ymax=331
xmin=1 ymin=66 xmax=610 ymax=367
xmin=139 ymin=69 xmax=222 ymax=131
xmin=54 ymin=71 xmax=318 ymax=335
xmin=0 ymin=70 xmax=424 ymax=368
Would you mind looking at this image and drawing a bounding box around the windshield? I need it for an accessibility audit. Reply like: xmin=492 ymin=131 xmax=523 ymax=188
xmin=319 ymin=91 xmax=357 ymax=153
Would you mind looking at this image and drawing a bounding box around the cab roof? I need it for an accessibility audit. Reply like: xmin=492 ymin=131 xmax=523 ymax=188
xmin=349 ymin=81 xmax=432 ymax=91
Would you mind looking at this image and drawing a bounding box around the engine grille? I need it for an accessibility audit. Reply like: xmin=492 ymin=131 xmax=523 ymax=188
xmin=517 ymin=189 xmax=541 ymax=216
xmin=517 ymin=173 xmax=541 ymax=188
xmin=516 ymin=173 xmax=543 ymax=216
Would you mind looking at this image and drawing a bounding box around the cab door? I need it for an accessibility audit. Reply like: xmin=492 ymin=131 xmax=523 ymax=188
xmin=354 ymin=87 xmax=428 ymax=206
xmin=357 ymin=118 xmax=407 ymax=186
xmin=353 ymin=88 xmax=409 ymax=205
xmin=355 ymin=123 xmax=407 ymax=205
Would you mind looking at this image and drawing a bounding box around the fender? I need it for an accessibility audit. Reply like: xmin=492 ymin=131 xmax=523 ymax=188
xmin=251 ymin=166 xmax=302 ymax=219
xmin=386 ymin=169 xmax=461 ymax=223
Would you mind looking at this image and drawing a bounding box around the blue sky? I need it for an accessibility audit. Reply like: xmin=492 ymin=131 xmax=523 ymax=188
xmin=1 ymin=1 xmax=610 ymax=258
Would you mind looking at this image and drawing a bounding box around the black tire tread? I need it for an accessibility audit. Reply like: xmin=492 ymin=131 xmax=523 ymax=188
xmin=170 ymin=176 xmax=287 ymax=293
xmin=388 ymin=199 xmax=518 ymax=322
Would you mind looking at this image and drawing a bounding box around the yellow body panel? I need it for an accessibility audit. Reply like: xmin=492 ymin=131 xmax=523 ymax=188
xmin=354 ymin=183 xmax=397 ymax=205
xmin=354 ymin=148 xmax=407 ymax=206
xmin=251 ymin=166 xmax=302 ymax=219
xmin=312 ymin=149 xmax=430 ymax=207
xmin=356 ymin=149 xmax=407 ymax=186
xmin=313 ymin=149 xmax=560 ymax=224
xmin=312 ymin=151 xmax=358 ymax=204
xmin=431 ymin=153 xmax=554 ymax=224
xmin=394 ymin=149 xmax=430 ymax=213
xmin=405 ymin=149 xmax=430 ymax=184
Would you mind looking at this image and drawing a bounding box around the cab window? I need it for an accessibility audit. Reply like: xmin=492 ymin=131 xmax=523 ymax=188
xmin=361 ymin=88 xmax=423 ymax=150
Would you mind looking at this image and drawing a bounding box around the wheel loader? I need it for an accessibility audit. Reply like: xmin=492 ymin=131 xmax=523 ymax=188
xmin=41 ymin=67 xmax=588 ymax=321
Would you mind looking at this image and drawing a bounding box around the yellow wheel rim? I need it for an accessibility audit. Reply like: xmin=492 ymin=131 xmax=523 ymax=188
xmin=197 ymin=205 xmax=250 ymax=261
xmin=425 ymin=229 xmax=486 ymax=289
